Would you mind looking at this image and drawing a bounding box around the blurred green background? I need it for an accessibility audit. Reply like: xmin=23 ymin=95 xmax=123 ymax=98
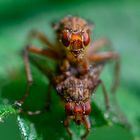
xmin=0 ymin=0 xmax=140 ymax=140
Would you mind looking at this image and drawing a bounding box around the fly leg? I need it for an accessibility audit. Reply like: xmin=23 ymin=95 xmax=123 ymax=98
xmin=15 ymin=47 xmax=33 ymax=107
xmin=88 ymin=38 xmax=111 ymax=54
xmin=79 ymin=39 xmax=111 ymax=75
xmin=44 ymin=83 xmax=52 ymax=111
xmin=81 ymin=116 xmax=91 ymax=140
xmin=88 ymin=52 xmax=120 ymax=93
xmin=88 ymin=38 xmax=120 ymax=93
xmin=28 ymin=30 xmax=54 ymax=49
xmin=98 ymin=80 xmax=110 ymax=111
xmin=15 ymin=45 xmax=59 ymax=114
xmin=64 ymin=116 xmax=73 ymax=139
xmin=93 ymin=79 xmax=110 ymax=111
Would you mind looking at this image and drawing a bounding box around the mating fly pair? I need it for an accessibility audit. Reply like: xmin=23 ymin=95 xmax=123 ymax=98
xmin=16 ymin=16 xmax=120 ymax=140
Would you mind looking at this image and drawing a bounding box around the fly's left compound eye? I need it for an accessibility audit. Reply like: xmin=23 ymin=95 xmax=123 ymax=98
xmin=62 ymin=31 xmax=70 ymax=47
xmin=82 ymin=32 xmax=90 ymax=46
xmin=65 ymin=102 xmax=73 ymax=115
xmin=84 ymin=101 xmax=91 ymax=115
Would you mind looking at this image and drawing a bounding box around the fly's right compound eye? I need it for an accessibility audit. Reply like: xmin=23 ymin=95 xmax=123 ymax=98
xmin=62 ymin=30 xmax=71 ymax=47
xmin=82 ymin=32 xmax=90 ymax=46
xmin=65 ymin=102 xmax=74 ymax=115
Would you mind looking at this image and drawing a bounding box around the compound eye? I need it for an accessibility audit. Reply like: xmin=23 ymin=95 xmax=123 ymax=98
xmin=84 ymin=101 xmax=91 ymax=115
xmin=65 ymin=102 xmax=73 ymax=115
xmin=62 ymin=31 xmax=70 ymax=47
xmin=83 ymin=32 xmax=90 ymax=46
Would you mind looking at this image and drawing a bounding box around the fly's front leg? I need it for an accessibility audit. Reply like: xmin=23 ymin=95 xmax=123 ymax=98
xmin=28 ymin=30 xmax=53 ymax=49
xmin=15 ymin=45 xmax=59 ymax=114
xmin=81 ymin=116 xmax=91 ymax=140
xmin=15 ymin=47 xmax=33 ymax=107
xmin=88 ymin=38 xmax=111 ymax=55
xmin=88 ymin=52 xmax=120 ymax=93
xmin=64 ymin=116 xmax=73 ymax=139
xmin=78 ymin=59 xmax=90 ymax=75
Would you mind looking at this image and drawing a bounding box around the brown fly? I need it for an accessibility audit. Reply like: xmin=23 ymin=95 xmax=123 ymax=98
xmin=15 ymin=16 xmax=120 ymax=140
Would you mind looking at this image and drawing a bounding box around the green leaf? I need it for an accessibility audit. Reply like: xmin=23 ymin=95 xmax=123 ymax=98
xmin=17 ymin=115 xmax=38 ymax=140
xmin=0 ymin=105 xmax=17 ymax=122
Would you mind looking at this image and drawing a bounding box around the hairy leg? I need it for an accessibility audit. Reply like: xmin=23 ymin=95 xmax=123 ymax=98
xmin=15 ymin=45 xmax=58 ymax=114
xmin=26 ymin=45 xmax=60 ymax=60
xmin=81 ymin=116 xmax=91 ymax=140
xmin=88 ymin=52 xmax=120 ymax=93
xmin=98 ymin=80 xmax=110 ymax=110
xmin=28 ymin=30 xmax=54 ymax=48
xmin=64 ymin=116 xmax=73 ymax=139
xmin=44 ymin=83 xmax=52 ymax=110
xmin=88 ymin=38 xmax=111 ymax=54
xmin=92 ymin=79 xmax=110 ymax=111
